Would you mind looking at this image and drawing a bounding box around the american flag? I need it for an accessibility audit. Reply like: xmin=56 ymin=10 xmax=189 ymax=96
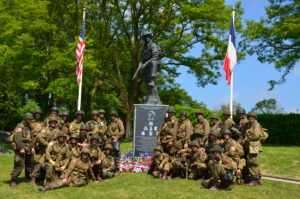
xmin=75 ymin=11 xmax=86 ymax=84
xmin=223 ymin=11 xmax=237 ymax=86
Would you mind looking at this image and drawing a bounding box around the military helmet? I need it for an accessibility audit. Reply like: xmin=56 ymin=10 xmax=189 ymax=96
xmin=180 ymin=110 xmax=188 ymax=116
xmin=222 ymin=128 xmax=232 ymax=135
xmin=222 ymin=109 xmax=231 ymax=115
xmin=51 ymin=107 xmax=59 ymax=112
xmin=109 ymin=110 xmax=118 ymax=116
xmin=90 ymin=134 xmax=100 ymax=141
xmin=190 ymin=140 xmax=199 ymax=147
xmin=167 ymin=107 xmax=175 ymax=113
xmin=142 ymin=31 xmax=152 ymax=38
xmin=236 ymin=108 xmax=246 ymax=114
xmin=81 ymin=148 xmax=90 ymax=156
xmin=210 ymin=113 xmax=219 ymax=120
xmin=69 ymin=134 xmax=78 ymax=139
xmin=210 ymin=130 xmax=220 ymax=137
xmin=56 ymin=131 xmax=67 ymax=138
xmin=80 ymin=124 xmax=89 ymax=131
xmin=33 ymin=108 xmax=43 ymax=114
xmin=75 ymin=110 xmax=85 ymax=116
xmin=210 ymin=145 xmax=223 ymax=153
xmin=104 ymin=144 xmax=113 ymax=150
xmin=153 ymin=145 xmax=163 ymax=153
xmin=23 ymin=112 xmax=34 ymax=120
xmin=91 ymin=110 xmax=99 ymax=115
xmin=48 ymin=116 xmax=58 ymax=123
xmin=98 ymin=109 xmax=106 ymax=114
xmin=195 ymin=110 xmax=204 ymax=115
xmin=247 ymin=111 xmax=257 ymax=118
xmin=60 ymin=111 xmax=69 ymax=116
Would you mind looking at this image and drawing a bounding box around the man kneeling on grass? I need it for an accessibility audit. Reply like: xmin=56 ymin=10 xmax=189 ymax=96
xmin=38 ymin=148 xmax=96 ymax=192
xmin=148 ymin=145 xmax=172 ymax=180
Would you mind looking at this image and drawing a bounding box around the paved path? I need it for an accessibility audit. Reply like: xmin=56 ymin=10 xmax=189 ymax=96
xmin=262 ymin=175 xmax=300 ymax=185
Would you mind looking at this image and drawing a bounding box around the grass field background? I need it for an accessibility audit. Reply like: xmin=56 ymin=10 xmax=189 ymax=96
xmin=0 ymin=142 xmax=299 ymax=199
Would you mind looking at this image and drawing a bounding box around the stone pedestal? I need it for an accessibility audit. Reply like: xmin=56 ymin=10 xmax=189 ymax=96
xmin=133 ymin=104 xmax=168 ymax=156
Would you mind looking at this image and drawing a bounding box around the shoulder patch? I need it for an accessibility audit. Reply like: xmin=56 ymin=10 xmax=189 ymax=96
xmin=16 ymin=128 xmax=22 ymax=132
xmin=48 ymin=141 xmax=54 ymax=147
xmin=255 ymin=125 xmax=261 ymax=131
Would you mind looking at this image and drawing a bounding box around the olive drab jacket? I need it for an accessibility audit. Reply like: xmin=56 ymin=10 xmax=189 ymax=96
xmin=223 ymin=138 xmax=244 ymax=159
xmin=188 ymin=149 xmax=207 ymax=169
xmin=69 ymin=145 xmax=82 ymax=160
xmin=44 ymin=115 xmax=61 ymax=127
xmin=211 ymin=121 xmax=223 ymax=132
xmin=244 ymin=120 xmax=263 ymax=154
xmin=107 ymin=118 xmax=125 ymax=140
xmin=159 ymin=116 xmax=178 ymax=143
xmin=193 ymin=118 xmax=210 ymax=141
xmin=102 ymin=154 xmax=115 ymax=172
xmin=213 ymin=154 xmax=234 ymax=171
xmin=97 ymin=118 xmax=107 ymax=138
xmin=86 ymin=120 xmax=100 ymax=135
xmin=176 ymin=119 xmax=193 ymax=145
xmin=239 ymin=117 xmax=249 ymax=129
xmin=153 ymin=153 xmax=170 ymax=168
xmin=45 ymin=141 xmax=70 ymax=167
xmin=35 ymin=127 xmax=57 ymax=153
xmin=69 ymin=120 xmax=85 ymax=136
xmin=12 ymin=122 xmax=34 ymax=152
xmin=62 ymin=158 xmax=96 ymax=181
xmin=86 ymin=144 xmax=104 ymax=165
xmin=223 ymin=118 xmax=235 ymax=130
xmin=30 ymin=119 xmax=44 ymax=130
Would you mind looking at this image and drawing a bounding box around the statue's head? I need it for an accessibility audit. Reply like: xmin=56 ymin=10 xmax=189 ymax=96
xmin=142 ymin=31 xmax=152 ymax=42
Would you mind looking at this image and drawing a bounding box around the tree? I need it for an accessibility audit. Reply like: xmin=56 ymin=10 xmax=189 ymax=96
xmin=251 ymin=98 xmax=284 ymax=114
xmin=0 ymin=0 xmax=245 ymax=137
xmin=218 ymin=101 xmax=243 ymax=114
xmin=242 ymin=0 xmax=300 ymax=89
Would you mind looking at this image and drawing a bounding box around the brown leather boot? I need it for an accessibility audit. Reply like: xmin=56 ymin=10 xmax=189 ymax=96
xmin=247 ymin=180 xmax=259 ymax=186
xmin=115 ymin=170 xmax=120 ymax=176
xmin=31 ymin=177 xmax=36 ymax=186
xmin=161 ymin=171 xmax=168 ymax=180
xmin=9 ymin=180 xmax=17 ymax=187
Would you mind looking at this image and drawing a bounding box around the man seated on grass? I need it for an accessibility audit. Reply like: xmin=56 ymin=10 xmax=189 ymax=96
xmin=38 ymin=148 xmax=96 ymax=192
xmin=148 ymin=145 xmax=172 ymax=180
xmin=202 ymin=145 xmax=235 ymax=191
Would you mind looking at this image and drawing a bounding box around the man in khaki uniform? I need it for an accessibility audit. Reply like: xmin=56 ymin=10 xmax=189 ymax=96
xmin=31 ymin=108 xmax=44 ymax=130
xmin=106 ymin=110 xmax=125 ymax=176
xmin=101 ymin=144 xmax=115 ymax=179
xmin=31 ymin=118 xmax=59 ymax=185
xmin=222 ymin=129 xmax=245 ymax=183
xmin=222 ymin=109 xmax=240 ymax=140
xmin=59 ymin=111 xmax=70 ymax=134
xmin=173 ymin=110 xmax=193 ymax=151
xmin=236 ymin=108 xmax=249 ymax=143
xmin=157 ymin=106 xmax=178 ymax=154
xmin=78 ymin=124 xmax=90 ymax=146
xmin=202 ymin=145 xmax=235 ymax=191
xmin=69 ymin=134 xmax=82 ymax=160
xmin=148 ymin=145 xmax=172 ymax=180
xmin=243 ymin=112 xmax=263 ymax=186
xmin=38 ymin=148 xmax=96 ymax=192
xmin=86 ymin=110 xmax=100 ymax=136
xmin=10 ymin=113 xmax=35 ymax=187
xmin=210 ymin=114 xmax=222 ymax=132
xmin=69 ymin=110 xmax=85 ymax=136
xmin=44 ymin=107 xmax=61 ymax=127
xmin=86 ymin=135 xmax=104 ymax=181
xmin=187 ymin=140 xmax=207 ymax=180
xmin=97 ymin=109 xmax=107 ymax=140
xmin=44 ymin=132 xmax=70 ymax=183
xmin=193 ymin=110 xmax=210 ymax=146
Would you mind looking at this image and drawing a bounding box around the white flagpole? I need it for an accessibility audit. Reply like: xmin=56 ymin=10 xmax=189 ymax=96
xmin=230 ymin=9 xmax=235 ymax=118
xmin=77 ymin=8 xmax=85 ymax=111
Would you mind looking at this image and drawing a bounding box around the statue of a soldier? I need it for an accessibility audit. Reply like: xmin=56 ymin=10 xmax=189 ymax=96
xmin=133 ymin=31 xmax=161 ymax=105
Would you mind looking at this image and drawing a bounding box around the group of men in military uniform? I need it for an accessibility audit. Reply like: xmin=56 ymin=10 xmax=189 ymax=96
xmin=149 ymin=107 xmax=266 ymax=191
xmin=9 ymin=107 xmax=125 ymax=192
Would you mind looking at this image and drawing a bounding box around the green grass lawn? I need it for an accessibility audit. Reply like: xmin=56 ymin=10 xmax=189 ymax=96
xmin=0 ymin=142 xmax=299 ymax=199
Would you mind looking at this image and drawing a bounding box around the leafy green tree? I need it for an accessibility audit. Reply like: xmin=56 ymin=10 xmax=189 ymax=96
xmin=242 ymin=0 xmax=300 ymax=89
xmin=251 ymin=98 xmax=284 ymax=114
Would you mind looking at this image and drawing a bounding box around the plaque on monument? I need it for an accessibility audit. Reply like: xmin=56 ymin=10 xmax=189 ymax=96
xmin=133 ymin=104 xmax=168 ymax=156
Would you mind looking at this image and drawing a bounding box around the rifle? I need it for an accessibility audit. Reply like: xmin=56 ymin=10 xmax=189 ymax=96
xmin=132 ymin=58 xmax=154 ymax=80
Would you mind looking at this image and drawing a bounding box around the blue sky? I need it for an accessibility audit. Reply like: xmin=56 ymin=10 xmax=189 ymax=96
xmin=176 ymin=0 xmax=300 ymax=113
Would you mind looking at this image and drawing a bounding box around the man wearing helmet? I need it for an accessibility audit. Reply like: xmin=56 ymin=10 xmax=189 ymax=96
xmin=38 ymin=148 xmax=96 ymax=192
xmin=31 ymin=108 xmax=44 ymax=130
xmin=97 ymin=109 xmax=107 ymax=139
xmin=9 ymin=113 xmax=35 ymax=187
xmin=86 ymin=110 xmax=100 ymax=136
xmin=69 ymin=110 xmax=85 ymax=135
xmin=210 ymin=114 xmax=223 ymax=132
xmin=148 ymin=145 xmax=171 ymax=180
xmin=59 ymin=111 xmax=70 ymax=134
xmin=101 ymin=144 xmax=116 ymax=179
xmin=173 ymin=110 xmax=193 ymax=151
xmin=193 ymin=110 xmax=210 ymax=147
xmin=44 ymin=107 xmax=61 ymax=127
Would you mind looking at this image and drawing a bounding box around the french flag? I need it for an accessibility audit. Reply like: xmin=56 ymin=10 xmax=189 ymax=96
xmin=223 ymin=11 xmax=237 ymax=86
